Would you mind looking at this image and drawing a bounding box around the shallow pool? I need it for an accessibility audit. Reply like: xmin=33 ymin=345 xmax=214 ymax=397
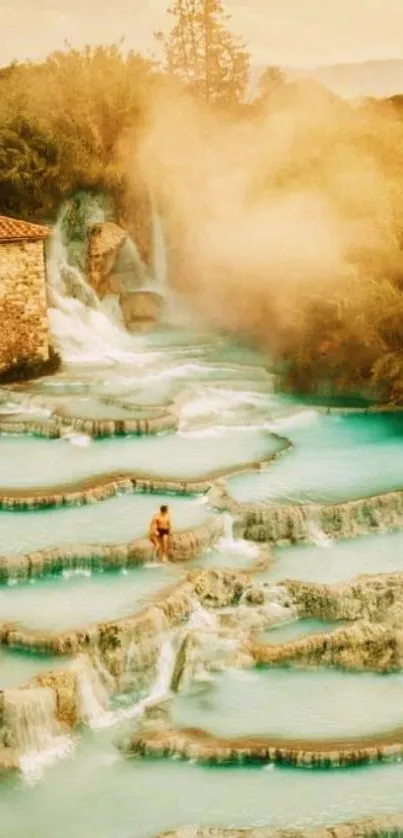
xmin=0 ymin=492 xmax=211 ymax=556
xmin=0 ymin=565 xmax=176 ymax=631
xmin=2 ymin=326 xmax=403 ymax=837
xmin=172 ymin=666 xmax=403 ymax=739
xmin=1 ymin=729 xmax=403 ymax=838
xmin=0 ymin=648 xmax=70 ymax=688
xmin=0 ymin=427 xmax=277 ymax=489
xmin=228 ymin=412 xmax=403 ymax=504
xmin=263 ymin=529 xmax=403 ymax=585
xmin=260 ymin=619 xmax=345 ymax=645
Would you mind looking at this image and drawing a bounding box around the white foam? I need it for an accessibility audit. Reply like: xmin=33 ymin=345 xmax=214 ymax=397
xmin=20 ymin=736 xmax=75 ymax=786
xmin=308 ymin=522 xmax=334 ymax=549
xmin=62 ymin=568 xmax=92 ymax=579
xmin=61 ymin=429 xmax=92 ymax=447
xmin=266 ymin=408 xmax=320 ymax=431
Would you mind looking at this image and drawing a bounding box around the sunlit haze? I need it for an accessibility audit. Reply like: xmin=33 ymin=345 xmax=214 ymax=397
xmin=2 ymin=0 xmax=403 ymax=69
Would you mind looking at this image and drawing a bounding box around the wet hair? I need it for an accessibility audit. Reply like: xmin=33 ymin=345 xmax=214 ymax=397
xmin=160 ymin=505 xmax=168 ymax=513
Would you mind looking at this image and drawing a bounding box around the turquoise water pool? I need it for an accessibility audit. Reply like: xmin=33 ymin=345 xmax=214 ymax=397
xmin=261 ymin=619 xmax=345 ymax=645
xmin=0 ymin=648 xmax=70 ymax=688
xmin=1 ymin=326 xmax=403 ymax=838
xmin=228 ymin=412 xmax=403 ymax=504
xmin=172 ymin=666 xmax=403 ymax=740
xmin=0 ymin=492 xmax=211 ymax=556
xmin=263 ymin=529 xmax=403 ymax=585
xmin=0 ymin=565 xmax=176 ymax=631
xmin=1 ymin=731 xmax=403 ymax=838
xmin=0 ymin=427 xmax=277 ymax=488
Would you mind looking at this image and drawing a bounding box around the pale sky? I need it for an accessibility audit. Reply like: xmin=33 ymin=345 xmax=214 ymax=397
xmin=2 ymin=0 xmax=403 ymax=69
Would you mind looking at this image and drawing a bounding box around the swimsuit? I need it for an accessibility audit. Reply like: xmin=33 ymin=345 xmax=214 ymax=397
xmin=157 ymin=527 xmax=170 ymax=537
xmin=156 ymin=518 xmax=170 ymax=537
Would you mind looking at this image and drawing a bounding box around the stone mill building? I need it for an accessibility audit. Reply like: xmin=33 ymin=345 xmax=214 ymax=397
xmin=0 ymin=215 xmax=50 ymax=374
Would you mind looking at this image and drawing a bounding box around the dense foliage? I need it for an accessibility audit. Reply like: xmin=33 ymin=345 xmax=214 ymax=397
xmin=0 ymin=46 xmax=157 ymax=220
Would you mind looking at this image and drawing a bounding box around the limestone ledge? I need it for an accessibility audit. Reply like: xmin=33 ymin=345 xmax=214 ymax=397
xmin=226 ymin=490 xmax=403 ymax=544
xmin=250 ymin=620 xmax=403 ymax=673
xmin=283 ymin=573 xmax=403 ymax=623
xmin=0 ymin=406 xmax=178 ymax=438
xmin=235 ymin=573 xmax=403 ymax=671
xmin=124 ymin=723 xmax=403 ymax=768
xmin=0 ymin=431 xmax=289 ymax=510
xmin=0 ymin=569 xmax=251 ymax=774
xmin=0 ymin=516 xmax=223 ymax=583
xmin=0 ymin=747 xmax=19 ymax=775
xmin=155 ymin=813 xmax=403 ymax=838
xmin=4 ymin=569 xmax=403 ymax=777
xmin=0 ymin=568 xmax=243 ymax=657
xmin=0 ymin=475 xmax=207 ymax=510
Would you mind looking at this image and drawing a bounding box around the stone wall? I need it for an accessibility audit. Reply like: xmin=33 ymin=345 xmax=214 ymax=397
xmin=0 ymin=240 xmax=49 ymax=372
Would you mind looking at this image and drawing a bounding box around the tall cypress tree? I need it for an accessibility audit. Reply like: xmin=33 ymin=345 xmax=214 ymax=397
xmin=158 ymin=0 xmax=249 ymax=106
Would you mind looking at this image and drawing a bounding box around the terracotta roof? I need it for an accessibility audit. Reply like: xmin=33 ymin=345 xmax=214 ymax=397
xmin=0 ymin=215 xmax=49 ymax=243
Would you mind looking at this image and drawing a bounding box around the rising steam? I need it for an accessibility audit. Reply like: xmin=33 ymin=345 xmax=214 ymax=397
xmin=136 ymin=80 xmax=403 ymax=391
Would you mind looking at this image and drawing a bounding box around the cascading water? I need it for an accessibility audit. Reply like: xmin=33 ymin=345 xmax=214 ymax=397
xmin=308 ymin=522 xmax=334 ymax=549
xmin=72 ymin=638 xmax=176 ymax=730
xmin=73 ymin=657 xmax=113 ymax=729
xmin=46 ymin=193 xmax=172 ymax=363
xmin=46 ymin=220 xmax=139 ymax=364
xmin=223 ymin=512 xmax=234 ymax=542
xmin=3 ymin=688 xmax=73 ymax=783
xmin=151 ymin=201 xmax=168 ymax=294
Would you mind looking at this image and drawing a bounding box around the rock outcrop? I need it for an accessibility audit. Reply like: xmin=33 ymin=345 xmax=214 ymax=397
xmin=121 ymin=291 xmax=164 ymax=331
xmin=154 ymin=813 xmax=403 ymax=838
xmin=251 ymin=621 xmax=403 ymax=672
xmin=235 ymin=492 xmax=403 ymax=544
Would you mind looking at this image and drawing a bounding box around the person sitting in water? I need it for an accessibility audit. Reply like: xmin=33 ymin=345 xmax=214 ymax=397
xmin=149 ymin=505 xmax=172 ymax=563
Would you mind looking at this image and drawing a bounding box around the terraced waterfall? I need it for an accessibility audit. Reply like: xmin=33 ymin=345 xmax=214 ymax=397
xmin=3 ymin=218 xmax=403 ymax=837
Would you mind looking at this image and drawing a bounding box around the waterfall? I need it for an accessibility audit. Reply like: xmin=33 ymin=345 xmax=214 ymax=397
xmin=3 ymin=688 xmax=73 ymax=783
xmin=223 ymin=512 xmax=234 ymax=542
xmin=308 ymin=522 xmax=334 ymax=548
xmin=73 ymin=657 xmax=113 ymax=729
xmin=151 ymin=203 xmax=168 ymax=294
xmin=46 ymin=219 xmax=142 ymax=364
xmin=188 ymin=601 xmax=219 ymax=632
xmin=118 ymin=636 xmax=176 ymax=722
xmin=146 ymin=637 xmax=176 ymax=704
xmin=72 ymin=637 xmax=176 ymax=730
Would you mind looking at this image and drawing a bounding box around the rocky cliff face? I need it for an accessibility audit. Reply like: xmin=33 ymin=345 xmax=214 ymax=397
xmin=86 ymin=221 xmax=163 ymax=330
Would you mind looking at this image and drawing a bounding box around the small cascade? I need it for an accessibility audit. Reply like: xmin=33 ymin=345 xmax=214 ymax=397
xmin=73 ymin=658 xmax=114 ymax=730
xmin=60 ymin=428 xmax=92 ymax=448
xmin=146 ymin=637 xmax=176 ymax=705
xmin=223 ymin=512 xmax=234 ymax=542
xmin=73 ymin=638 xmax=176 ymax=730
xmin=188 ymin=601 xmax=219 ymax=632
xmin=308 ymin=522 xmax=334 ymax=549
xmin=117 ymin=636 xmax=176 ymax=723
xmin=3 ymin=688 xmax=73 ymax=783
xmin=215 ymin=513 xmax=260 ymax=561
xmin=151 ymin=203 xmax=168 ymax=294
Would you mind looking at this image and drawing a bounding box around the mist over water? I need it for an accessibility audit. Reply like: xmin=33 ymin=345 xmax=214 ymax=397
xmin=138 ymin=82 xmax=403 ymax=388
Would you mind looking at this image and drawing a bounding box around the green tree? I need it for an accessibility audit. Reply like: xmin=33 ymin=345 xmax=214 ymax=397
xmin=0 ymin=118 xmax=61 ymax=217
xmin=158 ymin=0 xmax=249 ymax=105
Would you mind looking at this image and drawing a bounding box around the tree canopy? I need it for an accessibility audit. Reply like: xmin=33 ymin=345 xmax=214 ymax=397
xmin=158 ymin=0 xmax=249 ymax=105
